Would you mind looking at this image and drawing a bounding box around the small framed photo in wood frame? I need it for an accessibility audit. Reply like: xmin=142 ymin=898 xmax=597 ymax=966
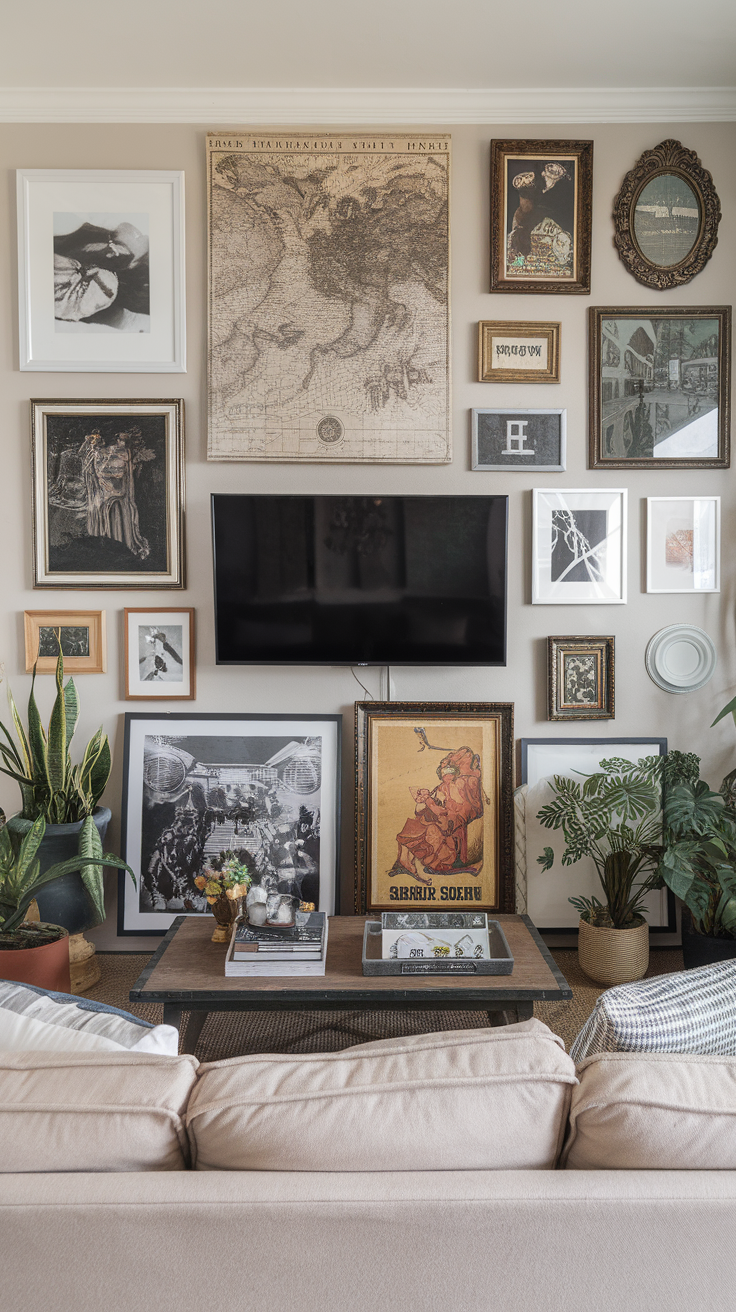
xmin=472 ymin=408 xmax=566 ymax=471
xmin=547 ymin=636 xmax=615 ymax=721
xmin=354 ymin=701 xmax=515 ymax=916
xmin=478 ymin=321 xmax=560 ymax=383
xmin=646 ymin=496 xmax=720 ymax=594
xmin=588 ymin=306 xmax=731 ymax=469
xmin=490 ymin=139 xmax=593 ymax=294
xmin=31 ymin=399 xmax=185 ymax=588
xmin=24 ymin=609 xmax=106 ymax=673
xmin=124 ymin=608 xmax=195 ymax=699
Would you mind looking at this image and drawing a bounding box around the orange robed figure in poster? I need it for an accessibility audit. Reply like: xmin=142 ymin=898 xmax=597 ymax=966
xmin=389 ymin=745 xmax=484 ymax=885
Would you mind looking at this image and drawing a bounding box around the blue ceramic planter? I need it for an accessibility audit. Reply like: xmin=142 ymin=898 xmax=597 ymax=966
xmin=7 ymin=807 xmax=112 ymax=935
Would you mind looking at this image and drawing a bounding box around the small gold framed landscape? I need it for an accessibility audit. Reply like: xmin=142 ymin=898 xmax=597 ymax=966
xmin=24 ymin=610 xmax=107 ymax=673
xmin=547 ymin=636 xmax=614 ymax=722
xmin=478 ymin=321 xmax=560 ymax=383
xmin=354 ymin=701 xmax=515 ymax=915
xmin=490 ymin=139 xmax=593 ymax=294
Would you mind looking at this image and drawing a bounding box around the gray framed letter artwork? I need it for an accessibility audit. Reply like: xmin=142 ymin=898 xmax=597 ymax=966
xmin=472 ymin=409 xmax=566 ymax=471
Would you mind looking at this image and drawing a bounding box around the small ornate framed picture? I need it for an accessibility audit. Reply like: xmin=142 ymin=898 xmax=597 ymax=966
xmin=646 ymin=496 xmax=720 ymax=593
xmin=478 ymin=321 xmax=560 ymax=383
xmin=472 ymin=408 xmax=566 ymax=471
xmin=490 ymin=139 xmax=593 ymax=294
xmin=24 ymin=609 xmax=107 ymax=673
xmin=547 ymin=636 xmax=615 ymax=721
xmin=532 ymin=488 xmax=627 ymax=605
xmin=124 ymin=608 xmax=195 ymax=699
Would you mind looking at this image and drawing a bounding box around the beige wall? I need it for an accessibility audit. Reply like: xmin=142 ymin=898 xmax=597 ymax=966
xmin=1 ymin=121 xmax=734 ymax=943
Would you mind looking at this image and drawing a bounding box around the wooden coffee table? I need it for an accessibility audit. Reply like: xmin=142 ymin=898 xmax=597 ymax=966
xmin=130 ymin=914 xmax=571 ymax=1053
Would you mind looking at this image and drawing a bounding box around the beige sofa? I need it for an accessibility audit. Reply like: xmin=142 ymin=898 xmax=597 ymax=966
xmin=2 ymin=1020 xmax=735 ymax=1312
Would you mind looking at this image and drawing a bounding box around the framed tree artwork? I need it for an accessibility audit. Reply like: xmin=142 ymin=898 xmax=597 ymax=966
xmin=354 ymin=701 xmax=515 ymax=916
xmin=31 ymin=399 xmax=185 ymax=588
xmin=490 ymin=139 xmax=593 ymax=294
xmin=532 ymin=488 xmax=627 ymax=605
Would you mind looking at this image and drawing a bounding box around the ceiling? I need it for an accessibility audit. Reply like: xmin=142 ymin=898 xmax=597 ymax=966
xmin=1 ymin=0 xmax=735 ymax=90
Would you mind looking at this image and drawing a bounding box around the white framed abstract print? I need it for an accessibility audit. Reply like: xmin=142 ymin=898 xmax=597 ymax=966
xmin=646 ymin=496 xmax=720 ymax=593
xmin=17 ymin=169 xmax=185 ymax=372
xmin=532 ymin=488 xmax=627 ymax=604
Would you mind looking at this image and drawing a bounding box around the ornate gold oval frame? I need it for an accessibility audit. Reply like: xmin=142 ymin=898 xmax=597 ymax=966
xmin=612 ymin=139 xmax=721 ymax=289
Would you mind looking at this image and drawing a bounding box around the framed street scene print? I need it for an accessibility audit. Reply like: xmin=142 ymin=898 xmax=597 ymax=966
xmin=532 ymin=488 xmax=627 ymax=605
xmin=17 ymin=169 xmax=185 ymax=372
xmin=547 ymin=636 xmax=614 ymax=721
xmin=31 ymin=400 xmax=185 ymax=589
xmin=490 ymin=139 xmax=593 ymax=294
xmin=124 ymin=608 xmax=195 ymax=699
xmin=119 ymin=713 xmax=341 ymax=935
xmin=519 ymin=738 xmax=674 ymax=934
xmin=354 ymin=701 xmax=514 ymax=915
xmin=207 ymin=133 xmax=450 ymax=464
xmin=589 ymin=306 xmax=731 ymax=468
xmin=24 ymin=609 xmax=106 ymax=673
xmin=612 ymin=140 xmax=721 ymax=289
xmin=478 ymin=322 xmax=560 ymax=383
xmin=472 ymin=408 xmax=566 ymax=471
xmin=646 ymin=496 xmax=720 ymax=593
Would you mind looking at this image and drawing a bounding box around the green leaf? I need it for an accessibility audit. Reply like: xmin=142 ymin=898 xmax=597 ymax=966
xmin=5 ymin=680 xmax=32 ymax=779
xmin=712 ymin=694 xmax=736 ymax=729
xmin=26 ymin=670 xmax=51 ymax=792
xmin=63 ymin=677 xmax=80 ymax=752
xmin=17 ymin=815 xmax=46 ymax=886
xmin=536 ymin=845 xmax=554 ymax=870
xmin=88 ymin=734 xmax=111 ymax=808
xmin=46 ymin=652 xmax=68 ymax=793
xmin=76 ymin=815 xmax=106 ymax=926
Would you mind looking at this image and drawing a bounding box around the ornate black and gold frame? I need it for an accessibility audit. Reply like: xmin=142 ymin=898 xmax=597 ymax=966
xmin=612 ymin=140 xmax=721 ymax=289
xmin=354 ymin=701 xmax=515 ymax=915
xmin=490 ymin=139 xmax=593 ymax=294
xmin=547 ymin=636 xmax=614 ymax=722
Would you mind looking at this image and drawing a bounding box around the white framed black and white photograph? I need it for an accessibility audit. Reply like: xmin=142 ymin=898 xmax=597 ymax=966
xmin=518 ymin=737 xmax=674 ymax=934
xmin=532 ymin=488 xmax=627 ymax=605
xmin=646 ymin=496 xmax=720 ymax=593
xmin=471 ymin=408 xmax=566 ymax=471
xmin=31 ymin=399 xmax=185 ymax=589
xmin=17 ymin=169 xmax=185 ymax=372
xmin=118 ymin=713 xmax=342 ymax=935
xmin=124 ymin=608 xmax=195 ymax=699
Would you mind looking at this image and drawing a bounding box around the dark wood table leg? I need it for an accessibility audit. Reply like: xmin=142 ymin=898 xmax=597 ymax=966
xmin=163 ymin=1003 xmax=183 ymax=1033
xmin=487 ymin=1001 xmax=535 ymax=1027
xmin=180 ymin=1009 xmax=209 ymax=1056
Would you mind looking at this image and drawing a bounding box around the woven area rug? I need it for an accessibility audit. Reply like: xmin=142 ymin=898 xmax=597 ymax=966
xmin=91 ymin=946 xmax=685 ymax=1060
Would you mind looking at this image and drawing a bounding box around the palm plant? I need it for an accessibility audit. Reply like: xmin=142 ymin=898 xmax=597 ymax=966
xmin=535 ymin=756 xmax=664 ymax=928
xmin=0 ymin=812 xmax=133 ymax=945
xmin=0 ymin=649 xmax=111 ymax=823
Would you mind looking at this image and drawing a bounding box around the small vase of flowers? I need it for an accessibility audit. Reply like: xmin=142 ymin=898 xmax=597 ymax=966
xmin=194 ymin=851 xmax=252 ymax=943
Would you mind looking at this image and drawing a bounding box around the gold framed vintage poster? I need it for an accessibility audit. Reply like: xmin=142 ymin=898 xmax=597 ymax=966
xmin=354 ymin=701 xmax=514 ymax=915
xmin=24 ymin=609 xmax=107 ymax=673
xmin=478 ymin=321 xmax=560 ymax=383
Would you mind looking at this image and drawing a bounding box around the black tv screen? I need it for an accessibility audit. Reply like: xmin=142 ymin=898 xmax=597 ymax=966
xmin=212 ymin=494 xmax=508 ymax=666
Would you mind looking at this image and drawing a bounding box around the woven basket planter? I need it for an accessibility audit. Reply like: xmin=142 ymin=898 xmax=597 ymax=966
xmin=577 ymin=915 xmax=649 ymax=986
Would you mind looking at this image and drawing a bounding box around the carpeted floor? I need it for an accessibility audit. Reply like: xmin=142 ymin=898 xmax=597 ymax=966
xmin=91 ymin=946 xmax=685 ymax=1060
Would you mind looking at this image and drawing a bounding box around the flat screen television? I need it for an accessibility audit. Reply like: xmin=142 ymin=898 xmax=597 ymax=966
xmin=212 ymin=494 xmax=508 ymax=666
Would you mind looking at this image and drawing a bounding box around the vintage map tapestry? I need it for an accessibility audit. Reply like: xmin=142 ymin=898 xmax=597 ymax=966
xmin=206 ymin=133 xmax=451 ymax=463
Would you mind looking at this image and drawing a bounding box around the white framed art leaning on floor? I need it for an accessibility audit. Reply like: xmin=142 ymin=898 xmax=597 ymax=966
xmin=17 ymin=169 xmax=185 ymax=372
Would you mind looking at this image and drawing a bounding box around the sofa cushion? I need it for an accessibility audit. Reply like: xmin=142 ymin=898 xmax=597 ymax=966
xmin=0 ymin=1052 xmax=198 ymax=1172
xmin=186 ymin=1018 xmax=577 ymax=1171
xmin=561 ymin=1051 xmax=736 ymax=1170
xmin=570 ymin=959 xmax=736 ymax=1063
xmin=0 ymin=980 xmax=179 ymax=1055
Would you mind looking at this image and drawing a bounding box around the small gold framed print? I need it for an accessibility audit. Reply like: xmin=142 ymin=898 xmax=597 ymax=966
xmin=24 ymin=610 xmax=107 ymax=673
xmin=478 ymin=321 xmax=560 ymax=383
xmin=547 ymin=636 xmax=615 ymax=721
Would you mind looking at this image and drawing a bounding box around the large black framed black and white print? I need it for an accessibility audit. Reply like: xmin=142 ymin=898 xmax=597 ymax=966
xmin=532 ymin=488 xmax=627 ymax=605
xmin=472 ymin=408 xmax=566 ymax=471
xmin=118 ymin=714 xmax=341 ymax=935
xmin=31 ymin=400 xmax=184 ymax=589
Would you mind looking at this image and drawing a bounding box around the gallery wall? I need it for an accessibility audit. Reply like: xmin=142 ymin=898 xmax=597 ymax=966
xmin=0 ymin=120 xmax=734 ymax=942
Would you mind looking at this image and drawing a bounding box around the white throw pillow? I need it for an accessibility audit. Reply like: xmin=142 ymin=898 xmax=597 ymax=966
xmin=0 ymin=980 xmax=179 ymax=1055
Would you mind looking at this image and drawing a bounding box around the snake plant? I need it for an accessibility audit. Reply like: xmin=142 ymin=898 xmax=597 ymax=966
xmin=0 ymin=813 xmax=133 ymax=939
xmin=0 ymin=650 xmax=111 ymax=823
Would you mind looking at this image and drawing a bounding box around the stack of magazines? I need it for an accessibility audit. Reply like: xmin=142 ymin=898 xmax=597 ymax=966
xmin=225 ymin=911 xmax=328 ymax=977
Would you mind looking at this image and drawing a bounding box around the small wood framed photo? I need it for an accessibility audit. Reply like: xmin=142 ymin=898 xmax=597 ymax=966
xmin=490 ymin=139 xmax=593 ymax=294
xmin=24 ymin=609 xmax=106 ymax=673
xmin=646 ymin=496 xmax=720 ymax=593
xmin=472 ymin=408 xmax=566 ymax=471
xmin=124 ymin=608 xmax=195 ymax=699
xmin=547 ymin=636 xmax=615 ymax=721
xmin=478 ymin=321 xmax=560 ymax=383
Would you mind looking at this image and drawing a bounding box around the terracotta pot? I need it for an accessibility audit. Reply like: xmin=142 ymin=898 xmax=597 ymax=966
xmin=6 ymin=807 xmax=111 ymax=935
xmin=0 ymin=924 xmax=70 ymax=991
xmin=681 ymin=908 xmax=736 ymax=970
xmin=577 ymin=915 xmax=649 ymax=986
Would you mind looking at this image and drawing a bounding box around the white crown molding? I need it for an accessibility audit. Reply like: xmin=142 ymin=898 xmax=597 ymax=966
xmin=0 ymin=86 xmax=735 ymax=124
